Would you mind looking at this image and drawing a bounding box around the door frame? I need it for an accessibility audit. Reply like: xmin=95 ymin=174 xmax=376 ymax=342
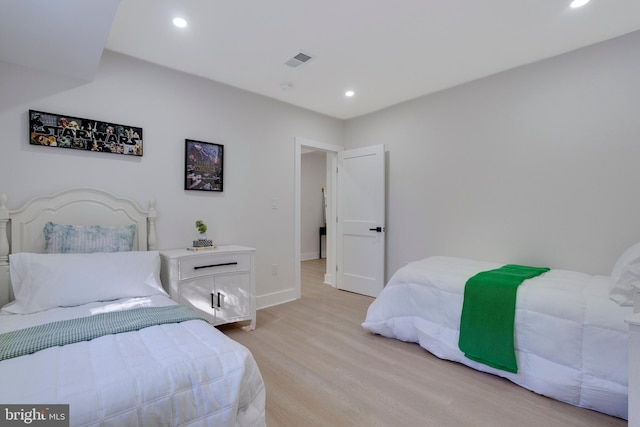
xmin=294 ymin=137 xmax=342 ymax=298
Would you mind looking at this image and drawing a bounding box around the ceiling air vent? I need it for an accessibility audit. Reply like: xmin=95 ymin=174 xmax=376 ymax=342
xmin=285 ymin=51 xmax=314 ymax=68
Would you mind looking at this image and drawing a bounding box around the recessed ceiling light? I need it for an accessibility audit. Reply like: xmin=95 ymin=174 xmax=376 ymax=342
xmin=345 ymin=90 xmax=355 ymax=97
xmin=570 ymin=0 xmax=590 ymax=8
xmin=173 ymin=17 xmax=187 ymax=28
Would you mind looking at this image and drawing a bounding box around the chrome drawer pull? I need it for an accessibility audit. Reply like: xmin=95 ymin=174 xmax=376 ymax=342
xmin=194 ymin=262 xmax=238 ymax=270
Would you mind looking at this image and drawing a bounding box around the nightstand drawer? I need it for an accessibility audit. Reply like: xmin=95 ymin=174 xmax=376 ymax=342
xmin=178 ymin=253 xmax=250 ymax=280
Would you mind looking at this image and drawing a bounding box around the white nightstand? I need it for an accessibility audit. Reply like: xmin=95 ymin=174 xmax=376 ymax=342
xmin=159 ymin=245 xmax=256 ymax=330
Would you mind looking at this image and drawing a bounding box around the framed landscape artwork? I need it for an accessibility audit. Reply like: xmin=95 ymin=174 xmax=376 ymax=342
xmin=185 ymin=139 xmax=224 ymax=192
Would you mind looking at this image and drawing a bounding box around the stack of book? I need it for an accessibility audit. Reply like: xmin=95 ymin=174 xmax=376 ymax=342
xmin=187 ymin=245 xmax=216 ymax=252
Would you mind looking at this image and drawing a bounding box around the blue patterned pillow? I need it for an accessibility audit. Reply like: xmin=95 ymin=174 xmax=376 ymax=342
xmin=43 ymin=222 xmax=136 ymax=253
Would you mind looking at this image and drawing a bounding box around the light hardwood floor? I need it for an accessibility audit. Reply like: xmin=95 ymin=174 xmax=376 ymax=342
xmin=220 ymin=259 xmax=626 ymax=427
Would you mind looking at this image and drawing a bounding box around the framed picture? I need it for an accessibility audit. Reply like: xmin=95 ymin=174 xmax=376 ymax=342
xmin=185 ymin=139 xmax=224 ymax=191
xmin=29 ymin=110 xmax=143 ymax=156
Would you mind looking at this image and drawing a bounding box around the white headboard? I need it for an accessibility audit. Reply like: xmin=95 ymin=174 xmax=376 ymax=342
xmin=0 ymin=188 xmax=157 ymax=307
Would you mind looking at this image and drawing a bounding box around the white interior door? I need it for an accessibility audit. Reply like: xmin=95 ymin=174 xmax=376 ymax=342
xmin=337 ymin=144 xmax=385 ymax=297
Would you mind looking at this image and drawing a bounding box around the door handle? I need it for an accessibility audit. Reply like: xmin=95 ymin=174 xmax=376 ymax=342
xmin=211 ymin=292 xmax=223 ymax=309
xmin=369 ymin=227 xmax=383 ymax=232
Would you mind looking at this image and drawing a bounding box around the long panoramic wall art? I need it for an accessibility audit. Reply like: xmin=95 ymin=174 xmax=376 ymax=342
xmin=29 ymin=110 xmax=143 ymax=156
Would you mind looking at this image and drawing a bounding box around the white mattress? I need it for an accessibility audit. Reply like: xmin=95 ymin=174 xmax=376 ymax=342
xmin=362 ymin=256 xmax=631 ymax=419
xmin=0 ymin=296 xmax=266 ymax=427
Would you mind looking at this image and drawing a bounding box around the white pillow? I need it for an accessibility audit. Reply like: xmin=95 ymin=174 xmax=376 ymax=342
xmin=610 ymin=242 xmax=640 ymax=306
xmin=5 ymin=251 xmax=167 ymax=314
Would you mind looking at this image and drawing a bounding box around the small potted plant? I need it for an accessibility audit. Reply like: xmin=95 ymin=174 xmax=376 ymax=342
xmin=195 ymin=220 xmax=207 ymax=238
xmin=193 ymin=220 xmax=213 ymax=247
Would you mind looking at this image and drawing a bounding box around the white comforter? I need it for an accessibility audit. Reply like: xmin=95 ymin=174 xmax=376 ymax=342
xmin=362 ymin=256 xmax=631 ymax=419
xmin=0 ymin=296 xmax=266 ymax=427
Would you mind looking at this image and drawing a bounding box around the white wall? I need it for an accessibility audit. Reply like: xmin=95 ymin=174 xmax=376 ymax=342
xmin=301 ymin=151 xmax=327 ymax=260
xmin=345 ymin=30 xmax=640 ymax=277
xmin=3 ymin=29 xmax=639 ymax=301
xmin=0 ymin=50 xmax=344 ymax=308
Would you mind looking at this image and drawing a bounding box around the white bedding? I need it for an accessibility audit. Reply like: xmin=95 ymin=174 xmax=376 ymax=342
xmin=0 ymin=295 xmax=266 ymax=427
xmin=362 ymin=256 xmax=631 ymax=419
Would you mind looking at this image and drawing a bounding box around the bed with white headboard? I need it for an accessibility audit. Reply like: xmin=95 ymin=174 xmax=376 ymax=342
xmin=0 ymin=188 xmax=265 ymax=426
xmin=0 ymin=188 xmax=157 ymax=306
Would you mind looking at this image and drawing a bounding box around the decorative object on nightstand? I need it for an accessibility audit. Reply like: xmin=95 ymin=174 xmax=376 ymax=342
xmin=159 ymin=246 xmax=256 ymax=330
xmin=193 ymin=220 xmax=213 ymax=248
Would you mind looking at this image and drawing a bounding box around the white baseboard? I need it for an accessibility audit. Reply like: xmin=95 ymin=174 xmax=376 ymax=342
xmin=256 ymin=287 xmax=298 ymax=310
xmin=301 ymin=252 xmax=320 ymax=261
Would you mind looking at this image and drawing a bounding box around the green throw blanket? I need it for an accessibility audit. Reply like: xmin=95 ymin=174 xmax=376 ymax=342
xmin=0 ymin=305 xmax=206 ymax=361
xmin=458 ymin=264 xmax=549 ymax=373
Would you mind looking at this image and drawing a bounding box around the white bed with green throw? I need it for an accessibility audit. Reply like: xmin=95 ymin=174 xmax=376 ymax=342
xmin=362 ymin=251 xmax=639 ymax=420
xmin=0 ymin=188 xmax=266 ymax=426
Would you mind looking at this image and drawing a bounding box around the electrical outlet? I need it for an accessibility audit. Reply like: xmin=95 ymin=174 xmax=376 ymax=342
xmin=272 ymin=264 xmax=278 ymax=275
xmin=271 ymin=198 xmax=279 ymax=209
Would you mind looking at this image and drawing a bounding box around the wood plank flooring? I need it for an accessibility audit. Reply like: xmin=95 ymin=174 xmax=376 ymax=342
xmin=220 ymin=259 xmax=626 ymax=427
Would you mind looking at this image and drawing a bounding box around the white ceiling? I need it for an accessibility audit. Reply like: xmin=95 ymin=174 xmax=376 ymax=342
xmin=3 ymin=1 xmax=640 ymax=119
xmin=0 ymin=0 xmax=119 ymax=81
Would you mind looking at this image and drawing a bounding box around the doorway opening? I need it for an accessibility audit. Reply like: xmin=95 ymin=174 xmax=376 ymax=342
xmin=294 ymin=137 xmax=341 ymax=299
